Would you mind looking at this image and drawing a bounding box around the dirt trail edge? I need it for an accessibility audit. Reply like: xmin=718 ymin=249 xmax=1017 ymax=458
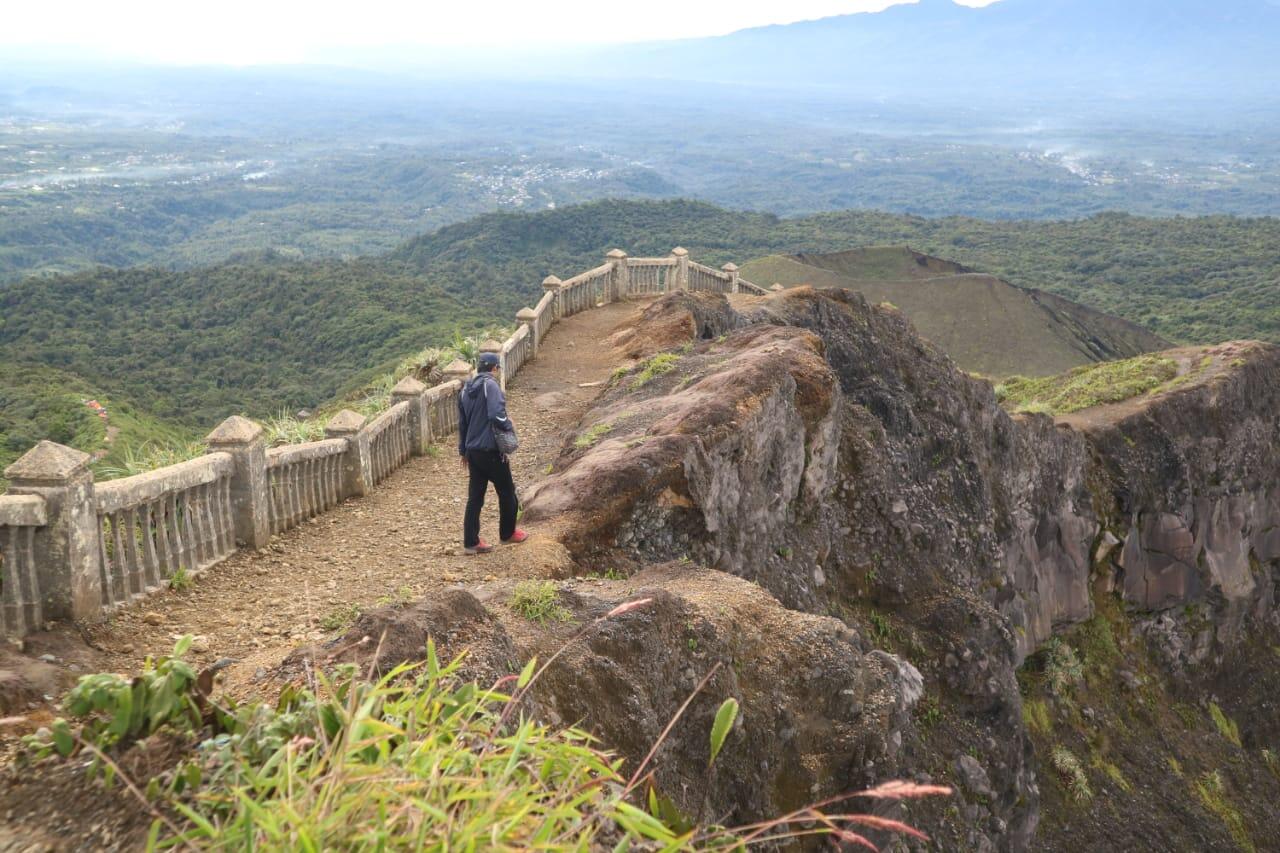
xmin=9 ymin=299 xmax=647 ymax=707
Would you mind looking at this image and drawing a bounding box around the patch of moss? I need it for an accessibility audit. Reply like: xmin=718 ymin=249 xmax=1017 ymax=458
xmin=1023 ymin=698 xmax=1052 ymax=736
xmin=1209 ymin=702 xmax=1243 ymax=748
xmin=995 ymin=354 xmax=1178 ymax=415
xmin=573 ymin=422 xmax=613 ymax=449
xmin=630 ymin=353 xmax=681 ymax=389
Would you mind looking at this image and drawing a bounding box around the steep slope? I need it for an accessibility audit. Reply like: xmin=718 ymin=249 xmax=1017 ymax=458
xmin=515 ymin=288 xmax=1280 ymax=849
xmin=741 ymin=248 xmax=1169 ymax=377
xmin=0 ymin=361 xmax=194 ymax=489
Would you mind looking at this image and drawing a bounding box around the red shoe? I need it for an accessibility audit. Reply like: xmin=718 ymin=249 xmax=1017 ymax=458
xmin=502 ymin=529 xmax=529 ymax=545
xmin=464 ymin=540 xmax=494 ymax=555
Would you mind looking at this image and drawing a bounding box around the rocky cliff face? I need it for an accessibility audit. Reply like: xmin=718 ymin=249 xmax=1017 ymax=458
xmin=345 ymin=289 xmax=1278 ymax=850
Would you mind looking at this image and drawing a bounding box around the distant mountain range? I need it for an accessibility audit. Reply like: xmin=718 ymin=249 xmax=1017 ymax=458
xmin=573 ymin=0 xmax=1280 ymax=100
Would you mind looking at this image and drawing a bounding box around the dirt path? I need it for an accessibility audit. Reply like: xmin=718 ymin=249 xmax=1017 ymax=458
xmin=52 ymin=300 xmax=648 ymax=693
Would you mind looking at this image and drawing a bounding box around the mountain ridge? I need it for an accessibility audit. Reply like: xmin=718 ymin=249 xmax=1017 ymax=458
xmin=593 ymin=0 xmax=1280 ymax=98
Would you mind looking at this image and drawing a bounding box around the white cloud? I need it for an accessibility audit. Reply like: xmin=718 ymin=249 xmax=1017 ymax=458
xmin=1 ymin=0 xmax=1001 ymax=65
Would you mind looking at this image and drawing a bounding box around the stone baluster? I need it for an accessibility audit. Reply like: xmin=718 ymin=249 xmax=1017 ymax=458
xmin=3 ymin=441 xmax=100 ymax=622
xmin=326 ymin=410 xmax=372 ymax=499
xmin=480 ymin=339 xmax=505 ymax=390
xmin=516 ymin=307 xmax=539 ymax=357
xmin=206 ymin=415 xmax=270 ymax=549
xmin=722 ymin=262 xmax=741 ymax=293
xmin=391 ymin=376 xmax=431 ymax=454
xmin=671 ymin=247 xmax=690 ymax=291
xmin=542 ymin=275 xmax=563 ymax=320
xmin=606 ymin=248 xmax=628 ymax=302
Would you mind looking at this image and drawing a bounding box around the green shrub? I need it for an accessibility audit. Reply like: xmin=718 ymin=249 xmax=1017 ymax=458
xmin=1042 ymin=638 xmax=1085 ymax=697
xmin=1050 ymin=746 xmax=1092 ymax=803
xmin=24 ymin=636 xmax=204 ymax=763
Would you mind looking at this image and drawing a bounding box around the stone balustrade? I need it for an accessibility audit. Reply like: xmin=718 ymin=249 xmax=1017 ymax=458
xmin=0 ymin=246 xmax=760 ymax=638
xmin=96 ymin=453 xmax=237 ymax=607
xmin=0 ymin=494 xmax=47 ymax=637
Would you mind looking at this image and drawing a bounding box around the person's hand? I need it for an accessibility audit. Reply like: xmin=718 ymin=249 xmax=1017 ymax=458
xmin=459 ymin=455 xmax=468 ymax=470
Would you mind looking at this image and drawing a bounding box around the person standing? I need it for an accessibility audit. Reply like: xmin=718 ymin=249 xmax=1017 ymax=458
xmin=457 ymin=352 xmax=527 ymax=554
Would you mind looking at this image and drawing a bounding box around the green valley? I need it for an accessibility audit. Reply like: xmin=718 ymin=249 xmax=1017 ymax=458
xmin=3 ymin=199 xmax=1279 ymax=477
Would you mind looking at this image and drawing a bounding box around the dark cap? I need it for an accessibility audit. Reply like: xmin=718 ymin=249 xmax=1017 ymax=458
xmin=478 ymin=352 xmax=501 ymax=368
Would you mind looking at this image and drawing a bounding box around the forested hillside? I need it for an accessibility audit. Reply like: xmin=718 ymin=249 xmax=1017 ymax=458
xmin=2 ymin=200 xmax=1277 ymax=444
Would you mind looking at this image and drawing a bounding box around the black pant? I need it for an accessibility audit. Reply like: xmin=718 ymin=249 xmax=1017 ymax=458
xmin=464 ymin=450 xmax=518 ymax=546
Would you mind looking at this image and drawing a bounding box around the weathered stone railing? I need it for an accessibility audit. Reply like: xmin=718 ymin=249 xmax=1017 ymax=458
xmin=366 ymin=401 xmax=414 ymax=486
xmin=96 ymin=454 xmax=237 ymax=607
xmin=0 ymin=495 xmax=47 ymax=636
xmin=0 ymin=244 xmax=761 ymax=637
xmin=266 ymin=439 xmax=347 ymax=535
xmin=558 ymin=263 xmax=614 ymax=318
xmin=625 ymin=256 xmax=679 ymax=296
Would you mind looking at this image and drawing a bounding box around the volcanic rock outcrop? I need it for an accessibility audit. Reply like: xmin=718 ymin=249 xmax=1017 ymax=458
xmin=512 ymin=288 xmax=1280 ymax=850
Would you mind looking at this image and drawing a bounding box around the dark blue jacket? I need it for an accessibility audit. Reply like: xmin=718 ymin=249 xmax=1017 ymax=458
xmin=457 ymin=372 xmax=513 ymax=455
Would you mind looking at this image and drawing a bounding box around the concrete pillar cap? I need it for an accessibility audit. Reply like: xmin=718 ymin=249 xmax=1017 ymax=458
xmin=206 ymin=414 xmax=264 ymax=446
xmin=391 ymin=376 xmax=428 ymax=396
xmin=325 ymin=409 xmax=367 ymax=435
xmin=542 ymin=275 xmax=563 ymax=289
xmin=670 ymin=247 xmax=689 ymax=257
xmin=443 ymin=359 xmax=472 ymax=377
xmin=606 ymin=248 xmax=628 ymax=259
xmin=4 ymin=441 xmax=92 ymax=483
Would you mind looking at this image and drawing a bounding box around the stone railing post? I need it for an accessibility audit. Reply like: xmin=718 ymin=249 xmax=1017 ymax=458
xmin=771 ymin=283 xmax=785 ymax=293
xmin=391 ymin=376 xmax=431 ymax=454
xmin=606 ymin=248 xmax=628 ymax=302
xmin=516 ymin=307 xmax=539 ymax=357
xmin=325 ymin=410 xmax=372 ymax=499
xmin=542 ymin=275 xmax=563 ymax=320
xmin=443 ymin=359 xmax=472 ymax=384
xmin=206 ymin=415 xmax=270 ymax=550
xmin=722 ymin=262 xmax=741 ymax=293
xmin=480 ymin=339 xmax=505 ymax=390
xmin=671 ymin=247 xmax=690 ymax=291
xmin=3 ymin=441 xmax=99 ymax=622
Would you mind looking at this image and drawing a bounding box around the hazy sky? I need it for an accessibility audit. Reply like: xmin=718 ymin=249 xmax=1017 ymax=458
xmin=3 ymin=0 xmax=999 ymax=65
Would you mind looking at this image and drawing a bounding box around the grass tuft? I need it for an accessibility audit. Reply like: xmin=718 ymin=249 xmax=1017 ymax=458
xmin=1194 ymin=770 xmax=1254 ymax=852
xmin=510 ymin=580 xmax=571 ymax=624
xmin=574 ymin=422 xmax=613 ymax=449
xmin=1208 ymin=702 xmax=1242 ymax=747
xmin=630 ymin=353 xmax=681 ymax=389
